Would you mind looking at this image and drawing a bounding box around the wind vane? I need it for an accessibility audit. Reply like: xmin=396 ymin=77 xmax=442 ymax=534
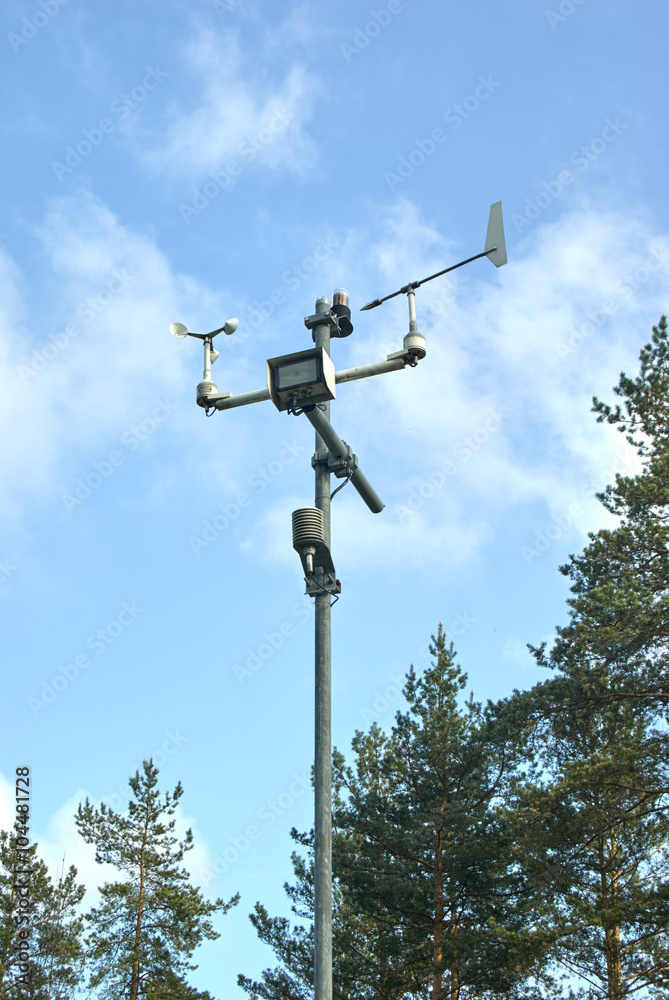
xmin=171 ymin=200 xmax=508 ymax=1000
xmin=361 ymin=200 xmax=507 ymax=311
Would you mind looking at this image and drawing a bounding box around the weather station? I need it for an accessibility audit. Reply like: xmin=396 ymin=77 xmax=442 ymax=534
xmin=172 ymin=202 xmax=508 ymax=1000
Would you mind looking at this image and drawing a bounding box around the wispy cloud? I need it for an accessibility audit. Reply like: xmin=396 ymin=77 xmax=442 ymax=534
xmin=1 ymin=191 xmax=665 ymax=570
xmin=0 ymin=190 xmax=233 ymax=521
xmin=0 ymin=776 xmax=221 ymax=910
xmin=133 ymin=23 xmax=321 ymax=184
xmin=242 ymin=200 xmax=667 ymax=569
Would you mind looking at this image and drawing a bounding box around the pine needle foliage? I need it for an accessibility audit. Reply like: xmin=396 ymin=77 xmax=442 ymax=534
xmin=0 ymin=830 xmax=85 ymax=1000
xmin=240 ymin=629 xmax=541 ymax=1000
xmin=76 ymin=758 xmax=238 ymax=1000
xmin=540 ymin=315 xmax=669 ymax=705
xmin=504 ymin=676 xmax=669 ymax=999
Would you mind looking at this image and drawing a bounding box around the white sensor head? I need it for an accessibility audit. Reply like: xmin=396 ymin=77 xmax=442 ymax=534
xmin=223 ymin=318 xmax=239 ymax=335
xmin=170 ymin=322 xmax=189 ymax=339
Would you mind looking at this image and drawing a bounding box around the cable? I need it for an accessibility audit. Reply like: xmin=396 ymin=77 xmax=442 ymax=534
xmin=330 ymin=475 xmax=352 ymax=501
xmin=307 ymin=572 xmax=339 ymax=607
xmin=288 ymin=402 xmax=315 ymax=416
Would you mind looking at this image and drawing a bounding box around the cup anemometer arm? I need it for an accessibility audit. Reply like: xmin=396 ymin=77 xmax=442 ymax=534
xmin=170 ymin=200 xmax=507 ymax=419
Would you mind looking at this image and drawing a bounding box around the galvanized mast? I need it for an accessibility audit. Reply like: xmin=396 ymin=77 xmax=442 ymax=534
xmin=312 ymin=295 xmax=333 ymax=1000
xmin=172 ymin=201 xmax=507 ymax=1000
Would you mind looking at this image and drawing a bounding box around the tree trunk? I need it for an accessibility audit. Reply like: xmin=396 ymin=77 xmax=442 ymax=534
xmin=433 ymin=827 xmax=443 ymax=1000
xmin=449 ymin=910 xmax=459 ymax=1000
xmin=599 ymin=830 xmax=622 ymax=1000
xmin=605 ymin=922 xmax=622 ymax=1000
xmin=129 ymin=806 xmax=151 ymax=1000
xmin=0 ymin=921 xmax=8 ymax=994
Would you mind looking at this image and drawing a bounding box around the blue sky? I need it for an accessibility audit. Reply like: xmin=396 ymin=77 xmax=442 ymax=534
xmin=1 ymin=0 xmax=668 ymax=995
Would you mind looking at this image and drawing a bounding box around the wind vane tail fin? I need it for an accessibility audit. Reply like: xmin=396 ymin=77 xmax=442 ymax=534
xmin=484 ymin=201 xmax=507 ymax=267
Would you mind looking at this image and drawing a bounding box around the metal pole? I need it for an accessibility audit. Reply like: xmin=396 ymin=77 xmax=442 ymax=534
xmin=312 ymin=296 xmax=332 ymax=1000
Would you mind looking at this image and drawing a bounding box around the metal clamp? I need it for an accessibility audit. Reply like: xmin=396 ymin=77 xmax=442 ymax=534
xmin=305 ymin=568 xmax=341 ymax=597
xmin=304 ymin=309 xmax=350 ymax=340
xmin=311 ymin=445 xmax=358 ymax=479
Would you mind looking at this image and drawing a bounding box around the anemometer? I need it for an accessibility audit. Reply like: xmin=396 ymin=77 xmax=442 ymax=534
xmin=172 ymin=201 xmax=507 ymax=1000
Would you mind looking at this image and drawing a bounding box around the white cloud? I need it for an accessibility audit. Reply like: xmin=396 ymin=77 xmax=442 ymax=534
xmin=38 ymin=791 xmax=219 ymax=903
xmin=133 ymin=22 xmax=321 ymax=184
xmin=242 ymin=201 xmax=668 ymax=570
xmin=0 ymin=190 xmax=243 ymax=523
xmin=0 ymin=777 xmax=108 ymax=905
xmin=0 ymin=770 xmax=223 ymax=913
xmin=502 ymin=637 xmax=536 ymax=668
xmin=0 ymin=772 xmax=14 ymax=832
xmin=38 ymin=791 xmax=115 ymax=903
xmin=1 ymin=191 xmax=665 ymax=568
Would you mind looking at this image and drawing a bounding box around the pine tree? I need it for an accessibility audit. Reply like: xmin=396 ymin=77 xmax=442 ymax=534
xmin=240 ymin=316 xmax=669 ymax=999
xmin=76 ymin=758 xmax=238 ymax=1000
xmin=333 ymin=628 xmax=539 ymax=1000
xmin=544 ymin=315 xmax=669 ymax=707
xmin=0 ymin=830 xmax=85 ymax=999
xmin=495 ymin=314 xmax=669 ymax=995
xmin=507 ymin=675 xmax=669 ymax=999
xmin=238 ymin=825 xmax=412 ymax=1000
xmin=240 ymin=629 xmax=540 ymax=999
